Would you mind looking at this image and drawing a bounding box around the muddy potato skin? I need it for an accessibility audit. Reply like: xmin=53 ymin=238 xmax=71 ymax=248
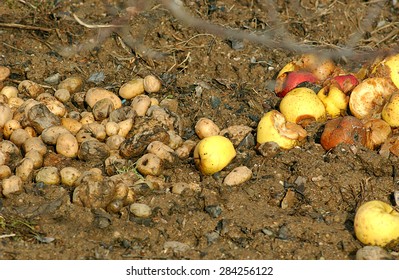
xmin=320 ymin=116 xmax=366 ymax=150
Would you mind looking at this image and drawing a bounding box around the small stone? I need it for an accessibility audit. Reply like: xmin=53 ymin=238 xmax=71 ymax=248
xmin=87 ymin=72 xmax=105 ymax=84
xmin=223 ymin=166 xmax=252 ymax=186
xmin=205 ymin=205 xmax=222 ymax=218
xmin=205 ymin=231 xmax=220 ymax=244
xmin=44 ymin=73 xmax=61 ymax=85
xmin=220 ymin=125 xmax=253 ymax=147
xmin=163 ymin=241 xmax=190 ymax=253
xmin=261 ymin=228 xmax=274 ymax=236
xmin=257 ymin=141 xmax=281 ymax=157
xmin=281 ymin=189 xmax=297 ymax=209
xmin=171 ymin=182 xmax=201 ymax=194
xmin=356 ymin=246 xmax=394 ymax=260
xmin=129 ymin=203 xmax=152 ymax=218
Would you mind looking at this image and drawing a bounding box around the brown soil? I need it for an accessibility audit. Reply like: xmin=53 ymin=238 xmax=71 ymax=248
xmin=1 ymin=0 xmax=399 ymax=260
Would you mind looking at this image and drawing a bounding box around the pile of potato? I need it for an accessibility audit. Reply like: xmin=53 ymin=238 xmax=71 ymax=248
xmin=0 ymin=67 xmax=211 ymax=211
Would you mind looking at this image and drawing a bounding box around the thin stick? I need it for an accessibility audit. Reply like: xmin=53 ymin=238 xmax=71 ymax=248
xmin=0 ymin=233 xmax=16 ymax=239
xmin=72 ymin=13 xmax=124 ymax=28
xmin=0 ymin=23 xmax=53 ymax=33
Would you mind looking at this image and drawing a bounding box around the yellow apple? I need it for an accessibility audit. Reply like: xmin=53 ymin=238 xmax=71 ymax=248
xmin=193 ymin=135 xmax=236 ymax=175
xmin=354 ymin=200 xmax=399 ymax=247
xmin=257 ymin=110 xmax=307 ymax=149
xmin=372 ymin=53 xmax=399 ymax=89
xmin=382 ymin=93 xmax=399 ymax=127
xmin=279 ymin=87 xmax=326 ymax=125
xmin=317 ymin=85 xmax=348 ymax=119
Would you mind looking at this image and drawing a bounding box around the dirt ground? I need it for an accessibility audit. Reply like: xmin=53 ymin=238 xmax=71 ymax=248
xmin=1 ymin=0 xmax=399 ymax=260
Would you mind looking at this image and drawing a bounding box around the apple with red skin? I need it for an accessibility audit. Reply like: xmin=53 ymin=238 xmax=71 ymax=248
xmin=275 ymin=71 xmax=318 ymax=97
xmin=330 ymin=74 xmax=359 ymax=93
xmin=320 ymin=116 xmax=367 ymax=150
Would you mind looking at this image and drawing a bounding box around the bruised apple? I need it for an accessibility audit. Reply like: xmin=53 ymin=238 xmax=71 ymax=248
xmin=257 ymin=110 xmax=307 ymax=149
xmin=320 ymin=116 xmax=367 ymax=150
xmin=330 ymin=74 xmax=359 ymax=93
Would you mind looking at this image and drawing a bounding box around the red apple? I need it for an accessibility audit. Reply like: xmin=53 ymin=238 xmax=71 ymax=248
xmin=275 ymin=71 xmax=318 ymax=97
xmin=331 ymin=74 xmax=359 ymax=93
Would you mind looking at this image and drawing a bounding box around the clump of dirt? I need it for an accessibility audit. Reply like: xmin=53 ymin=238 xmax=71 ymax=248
xmin=0 ymin=0 xmax=399 ymax=260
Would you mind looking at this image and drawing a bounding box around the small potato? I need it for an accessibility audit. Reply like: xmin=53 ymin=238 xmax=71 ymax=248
xmin=8 ymin=97 xmax=24 ymax=111
xmin=0 ymin=103 xmax=13 ymax=128
xmin=24 ymin=126 xmax=37 ymax=137
xmin=143 ymin=75 xmax=161 ymax=93
xmin=1 ymin=85 xmax=18 ymax=99
xmin=105 ymin=121 xmax=120 ymax=136
xmin=80 ymin=112 xmax=95 ymax=125
xmin=0 ymin=165 xmax=12 ymax=179
xmin=3 ymin=119 xmax=21 ymax=139
xmin=36 ymin=166 xmax=60 ymax=185
xmin=119 ymin=78 xmax=145 ymax=99
xmin=106 ymin=135 xmax=125 ymax=150
xmin=131 ymin=95 xmax=151 ymax=116
xmin=41 ymin=125 xmax=71 ymax=145
xmin=167 ymin=130 xmax=184 ymax=150
xmin=147 ymin=141 xmax=176 ymax=163
xmin=15 ymin=158 xmax=34 ymax=182
xmin=61 ymin=117 xmax=83 ymax=135
xmin=85 ymin=87 xmax=122 ymax=109
xmin=18 ymin=80 xmax=44 ymax=98
xmin=117 ymin=118 xmax=133 ymax=138
xmin=54 ymin=88 xmax=71 ymax=103
xmin=175 ymin=140 xmax=197 ymax=159
xmin=136 ymin=153 xmax=163 ymax=176
xmin=9 ymin=128 xmax=31 ymax=147
xmin=0 ymin=66 xmax=11 ymax=82
xmin=195 ymin=117 xmax=220 ymax=139
xmin=60 ymin=166 xmax=81 ymax=187
xmin=2 ymin=175 xmax=23 ymax=197
xmin=150 ymin=97 xmax=159 ymax=106
xmin=56 ymin=133 xmax=79 ymax=158
xmin=24 ymin=150 xmax=44 ymax=169
xmin=23 ymin=137 xmax=47 ymax=156
xmin=85 ymin=122 xmax=107 ymax=141
xmin=58 ymin=76 xmax=83 ymax=94
xmin=37 ymin=93 xmax=67 ymax=117
xmin=92 ymin=98 xmax=114 ymax=121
